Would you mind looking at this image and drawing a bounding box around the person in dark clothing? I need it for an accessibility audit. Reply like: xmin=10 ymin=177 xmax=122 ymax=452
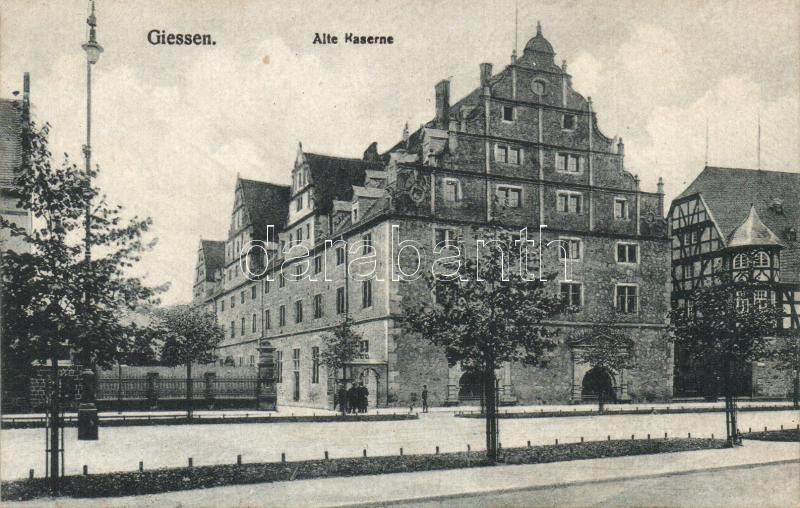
xmin=337 ymin=384 xmax=348 ymax=415
xmin=347 ymin=384 xmax=357 ymax=414
xmin=358 ymin=382 xmax=368 ymax=413
xmin=421 ymin=385 xmax=429 ymax=413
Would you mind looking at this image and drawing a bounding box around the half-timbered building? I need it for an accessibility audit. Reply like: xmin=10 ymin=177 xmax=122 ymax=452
xmin=669 ymin=166 xmax=800 ymax=398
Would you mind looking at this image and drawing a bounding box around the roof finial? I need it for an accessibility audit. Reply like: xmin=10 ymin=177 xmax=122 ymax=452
xmin=536 ymin=20 xmax=542 ymax=35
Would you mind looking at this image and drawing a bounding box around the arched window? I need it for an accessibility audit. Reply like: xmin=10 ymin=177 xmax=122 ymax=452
xmin=732 ymin=253 xmax=749 ymax=269
xmin=753 ymin=251 xmax=770 ymax=268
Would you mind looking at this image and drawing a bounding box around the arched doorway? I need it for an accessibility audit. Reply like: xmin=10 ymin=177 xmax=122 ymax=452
xmin=581 ymin=366 xmax=616 ymax=401
xmin=358 ymin=368 xmax=379 ymax=408
xmin=458 ymin=371 xmax=496 ymax=403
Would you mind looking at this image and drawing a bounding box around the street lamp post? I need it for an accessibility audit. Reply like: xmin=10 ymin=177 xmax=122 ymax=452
xmin=77 ymin=0 xmax=103 ymax=441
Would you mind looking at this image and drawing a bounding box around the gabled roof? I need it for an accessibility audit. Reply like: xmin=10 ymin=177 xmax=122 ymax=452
xmin=676 ymin=166 xmax=800 ymax=282
xmin=239 ymin=178 xmax=290 ymax=239
xmin=200 ymin=239 xmax=225 ymax=281
xmin=728 ymin=205 xmax=783 ymax=248
xmin=304 ymin=152 xmax=381 ymax=214
xmin=0 ymin=99 xmax=24 ymax=187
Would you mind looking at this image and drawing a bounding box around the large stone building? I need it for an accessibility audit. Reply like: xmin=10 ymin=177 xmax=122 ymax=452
xmin=669 ymin=167 xmax=800 ymax=398
xmin=194 ymin=24 xmax=672 ymax=408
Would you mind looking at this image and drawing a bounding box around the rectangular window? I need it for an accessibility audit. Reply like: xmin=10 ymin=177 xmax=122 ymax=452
xmin=297 ymin=228 xmax=303 ymax=242
xmin=336 ymin=245 xmax=345 ymax=265
xmin=221 ymin=300 xmax=226 ymax=312
xmin=251 ymin=285 xmax=257 ymax=299
xmin=444 ymin=179 xmax=461 ymax=202
xmin=314 ymin=294 xmax=323 ymax=319
xmin=231 ymin=295 xmax=235 ymax=309
xmin=508 ymin=147 xmax=521 ymax=165
xmin=495 ymin=144 xmax=508 ymax=163
xmin=314 ymin=255 xmax=323 ymax=274
xmin=252 ymin=313 xmax=257 ymax=333
xmin=279 ymin=273 xmax=286 ymax=288
xmin=295 ymin=300 xmax=303 ymax=323
xmin=502 ymin=105 xmax=514 ymax=122
xmin=240 ymin=291 xmax=245 ymax=304
xmin=265 ymin=310 xmax=271 ymax=330
xmin=560 ymin=282 xmax=582 ymax=307
xmin=238 ymin=356 xmax=243 ymax=367
xmin=557 ymin=191 xmax=582 ymax=214
xmin=230 ymin=321 xmax=235 ymax=338
xmin=311 ymin=346 xmax=320 ymax=384
xmin=264 ymin=280 xmax=270 ymax=294
xmin=279 ymin=305 xmax=286 ymax=326
xmin=754 ymin=290 xmax=769 ymax=308
xmin=496 ymin=186 xmax=521 ymax=208
xmin=275 ymin=350 xmax=283 ymax=383
xmin=617 ymin=243 xmax=638 ymax=263
xmin=736 ymin=291 xmax=749 ymax=312
xmin=363 ymin=233 xmax=372 ymax=254
xmin=241 ymin=317 xmax=245 ymax=335
xmin=336 ymin=287 xmax=346 ymax=314
xmin=614 ymin=198 xmax=629 ymax=220
xmin=296 ymin=195 xmax=303 ymax=211
xmin=362 ymin=279 xmax=373 ymax=308
xmin=558 ymin=238 xmax=581 ymax=260
xmin=293 ymin=348 xmax=300 ymax=369
xmin=249 ymin=355 xmax=255 ymax=367
xmin=562 ymin=114 xmax=576 ymax=130
xmin=435 ymin=228 xmax=459 ymax=247
xmin=616 ymin=285 xmax=638 ymax=313
xmin=359 ymin=339 xmax=369 ymax=359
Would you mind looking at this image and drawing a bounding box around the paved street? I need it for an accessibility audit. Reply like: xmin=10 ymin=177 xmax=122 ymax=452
xmin=395 ymin=463 xmax=800 ymax=508
xmin=1 ymin=409 xmax=797 ymax=480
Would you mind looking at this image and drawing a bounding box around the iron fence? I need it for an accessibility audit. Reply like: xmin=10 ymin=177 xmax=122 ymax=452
xmin=97 ymin=376 xmax=258 ymax=401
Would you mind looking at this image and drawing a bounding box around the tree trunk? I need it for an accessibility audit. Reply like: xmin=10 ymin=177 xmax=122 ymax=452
xmin=483 ymin=365 xmax=498 ymax=464
xmin=186 ymin=361 xmax=193 ymax=420
xmin=49 ymin=347 xmax=60 ymax=491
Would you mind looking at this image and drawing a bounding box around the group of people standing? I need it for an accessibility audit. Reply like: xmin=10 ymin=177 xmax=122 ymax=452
xmin=336 ymin=382 xmax=369 ymax=414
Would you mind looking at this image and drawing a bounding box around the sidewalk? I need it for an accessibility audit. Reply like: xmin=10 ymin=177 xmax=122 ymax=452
xmin=4 ymin=400 xmax=795 ymax=420
xmin=5 ymin=440 xmax=798 ymax=507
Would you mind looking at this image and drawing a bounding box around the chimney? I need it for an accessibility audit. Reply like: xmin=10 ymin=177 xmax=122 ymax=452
xmin=617 ymin=137 xmax=625 ymax=156
xmin=22 ymin=72 xmax=30 ymax=122
xmin=435 ymin=80 xmax=450 ymax=129
xmin=480 ymin=63 xmax=493 ymax=88
xmin=657 ymin=177 xmax=664 ymax=195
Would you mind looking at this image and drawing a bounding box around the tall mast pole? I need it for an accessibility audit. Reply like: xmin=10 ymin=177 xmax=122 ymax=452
xmin=78 ymin=0 xmax=103 ymax=441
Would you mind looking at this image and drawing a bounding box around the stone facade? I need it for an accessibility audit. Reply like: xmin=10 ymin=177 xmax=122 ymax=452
xmin=194 ymin=24 xmax=672 ymax=408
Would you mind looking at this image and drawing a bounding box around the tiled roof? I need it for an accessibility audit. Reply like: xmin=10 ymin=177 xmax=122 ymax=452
xmin=305 ymin=152 xmax=381 ymax=214
xmin=728 ymin=206 xmax=783 ymax=248
xmin=677 ymin=166 xmax=800 ymax=282
xmin=0 ymin=99 xmax=24 ymax=187
xmin=239 ymin=178 xmax=290 ymax=240
xmin=200 ymin=239 xmax=225 ymax=281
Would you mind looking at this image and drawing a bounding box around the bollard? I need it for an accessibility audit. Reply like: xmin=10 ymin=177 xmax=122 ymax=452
xmin=665 ymin=432 xmax=668 ymax=439
xmin=83 ymin=465 xmax=88 ymax=475
xmin=139 ymin=461 xmax=143 ymax=472
xmin=527 ymin=440 xmax=531 ymax=447
xmin=555 ymin=439 xmax=558 ymax=445
xmin=580 ymin=436 xmax=584 ymax=443
xmin=237 ymin=454 xmax=242 ymax=466
xmin=281 ymin=453 xmax=286 ymax=463
xmin=435 ymin=446 xmax=439 ymax=454
xmin=188 ymin=458 xmax=193 ymax=468
xmin=29 ymin=469 xmax=34 ymax=479
xmin=324 ymin=451 xmax=329 ymax=460
xmin=631 ymin=434 xmax=635 ymax=440
xmin=363 ymin=449 xmax=367 ymax=457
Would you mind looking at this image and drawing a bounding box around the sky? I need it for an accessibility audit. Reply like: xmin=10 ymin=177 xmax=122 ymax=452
xmin=2 ymin=0 xmax=798 ymax=305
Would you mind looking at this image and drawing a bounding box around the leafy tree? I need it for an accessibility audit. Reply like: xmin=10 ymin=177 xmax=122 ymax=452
xmin=569 ymin=315 xmax=635 ymax=413
xmin=320 ymin=315 xmax=363 ymax=415
xmin=158 ymin=304 xmax=224 ymax=418
xmin=769 ymin=331 xmax=800 ymax=408
xmin=0 ymin=122 xmax=159 ymax=402
xmin=404 ymin=227 xmax=565 ymax=462
xmin=670 ymin=273 xmax=781 ymax=445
